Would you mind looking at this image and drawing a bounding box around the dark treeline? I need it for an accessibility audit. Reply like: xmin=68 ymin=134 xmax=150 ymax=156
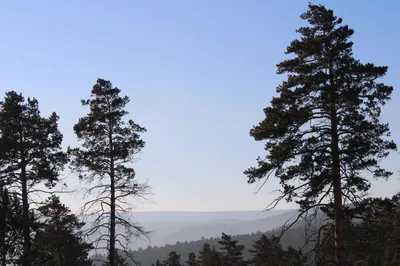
xmin=92 ymin=193 xmax=400 ymax=265
xmin=0 ymin=3 xmax=398 ymax=266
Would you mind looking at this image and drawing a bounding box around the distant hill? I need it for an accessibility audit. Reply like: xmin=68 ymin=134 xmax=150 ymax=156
xmin=89 ymin=209 xmax=317 ymax=266
xmin=82 ymin=209 xmax=298 ymax=249
xmin=91 ymin=224 xmax=310 ymax=266
xmin=160 ymin=209 xmax=298 ymax=244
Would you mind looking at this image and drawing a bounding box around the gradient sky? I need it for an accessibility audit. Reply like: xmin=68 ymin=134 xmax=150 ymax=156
xmin=1 ymin=1 xmax=399 ymax=212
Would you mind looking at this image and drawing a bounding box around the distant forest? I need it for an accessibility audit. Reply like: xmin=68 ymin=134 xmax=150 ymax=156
xmin=92 ymin=226 xmax=309 ymax=265
xmin=91 ymin=193 xmax=400 ymax=266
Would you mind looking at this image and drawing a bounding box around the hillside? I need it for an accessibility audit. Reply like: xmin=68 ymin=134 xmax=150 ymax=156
xmin=91 ymin=225 xmax=310 ymax=266
xmin=90 ymin=210 xmax=314 ymax=266
xmin=83 ymin=209 xmax=298 ymax=249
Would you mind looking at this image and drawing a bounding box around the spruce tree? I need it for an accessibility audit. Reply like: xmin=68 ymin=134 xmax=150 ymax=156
xmin=163 ymin=251 xmax=182 ymax=266
xmin=248 ymin=235 xmax=284 ymax=266
xmin=249 ymin=235 xmax=305 ymax=266
xmin=244 ymin=4 xmax=396 ymax=264
xmin=198 ymin=243 xmax=221 ymax=266
xmin=69 ymin=79 xmax=149 ymax=266
xmin=217 ymin=233 xmax=247 ymax=266
xmin=0 ymin=91 xmax=68 ymax=266
xmin=185 ymin=253 xmax=199 ymax=266
xmin=31 ymin=195 xmax=92 ymax=266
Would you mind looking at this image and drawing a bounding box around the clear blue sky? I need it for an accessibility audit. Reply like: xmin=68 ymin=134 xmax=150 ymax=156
xmin=1 ymin=1 xmax=399 ymax=212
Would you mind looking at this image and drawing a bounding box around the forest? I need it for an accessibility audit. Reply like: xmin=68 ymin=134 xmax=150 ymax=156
xmin=1 ymin=3 xmax=399 ymax=266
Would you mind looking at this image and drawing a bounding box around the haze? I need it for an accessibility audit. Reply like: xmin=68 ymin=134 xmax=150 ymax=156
xmin=1 ymin=0 xmax=399 ymax=213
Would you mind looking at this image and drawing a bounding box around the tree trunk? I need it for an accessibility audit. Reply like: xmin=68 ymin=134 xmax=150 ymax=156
xmin=109 ymin=124 xmax=116 ymax=266
xmin=329 ymin=62 xmax=345 ymax=264
xmin=21 ymin=163 xmax=31 ymax=266
xmin=110 ymin=168 xmax=115 ymax=266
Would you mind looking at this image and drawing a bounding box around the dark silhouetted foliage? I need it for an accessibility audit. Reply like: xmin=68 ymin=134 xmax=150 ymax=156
xmin=0 ymin=91 xmax=68 ymax=266
xmin=0 ymin=184 xmax=23 ymax=266
xmin=185 ymin=253 xmax=199 ymax=266
xmin=218 ymin=232 xmax=247 ymax=266
xmin=31 ymin=195 xmax=92 ymax=266
xmin=163 ymin=251 xmax=183 ymax=266
xmin=244 ymin=3 xmax=396 ymax=264
xmin=69 ymin=79 xmax=149 ymax=266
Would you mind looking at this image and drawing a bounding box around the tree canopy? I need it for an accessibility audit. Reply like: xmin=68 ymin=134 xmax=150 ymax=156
xmin=245 ymin=3 xmax=396 ymax=263
xmin=69 ymin=79 xmax=150 ymax=266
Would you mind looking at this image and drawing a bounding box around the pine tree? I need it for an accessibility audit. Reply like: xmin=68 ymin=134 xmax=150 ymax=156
xmin=283 ymin=246 xmax=307 ymax=266
xmin=249 ymin=235 xmax=305 ymax=266
xmin=198 ymin=243 xmax=221 ymax=266
xmin=31 ymin=195 xmax=92 ymax=266
xmin=218 ymin=233 xmax=247 ymax=266
xmin=0 ymin=183 xmax=23 ymax=266
xmin=0 ymin=91 xmax=68 ymax=266
xmin=185 ymin=253 xmax=199 ymax=266
xmin=244 ymin=4 xmax=396 ymax=264
xmin=249 ymin=235 xmax=284 ymax=266
xmin=163 ymin=251 xmax=182 ymax=266
xmin=316 ymin=193 xmax=400 ymax=265
xmin=69 ymin=79 xmax=149 ymax=266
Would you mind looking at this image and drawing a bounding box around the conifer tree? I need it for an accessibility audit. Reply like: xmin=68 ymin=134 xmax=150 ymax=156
xmin=245 ymin=4 xmax=396 ymax=264
xmin=248 ymin=235 xmax=284 ymax=266
xmin=0 ymin=183 xmax=23 ymax=266
xmin=198 ymin=243 xmax=221 ymax=266
xmin=69 ymin=79 xmax=149 ymax=266
xmin=0 ymin=91 xmax=68 ymax=266
xmin=218 ymin=233 xmax=247 ymax=266
xmin=249 ymin=235 xmax=305 ymax=266
xmin=185 ymin=253 xmax=199 ymax=266
xmin=31 ymin=195 xmax=92 ymax=266
xmin=163 ymin=251 xmax=182 ymax=266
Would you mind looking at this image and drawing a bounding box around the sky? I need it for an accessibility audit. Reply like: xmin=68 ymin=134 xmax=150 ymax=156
xmin=1 ymin=1 xmax=399 ymax=212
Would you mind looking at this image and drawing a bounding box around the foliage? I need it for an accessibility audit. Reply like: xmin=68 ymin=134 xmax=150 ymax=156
xmin=244 ymin=3 xmax=396 ymax=263
xmin=0 ymin=184 xmax=23 ymax=266
xmin=218 ymin=232 xmax=247 ymax=265
xmin=162 ymin=251 xmax=183 ymax=266
xmin=185 ymin=253 xmax=199 ymax=266
xmin=0 ymin=91 xmax=68 ymax=266
xmin=248 ymin=234 xmax=306 ymax=266
xmin=31 ymin=195 xmax=92 ymax=266
xmin=69 ymin=79 xmax=149 ymax=266
xmin=150 ymin=232 xmax=306 ymax=266
xmin=102 ymin=251 xmax=129 ymax=266
xmin=316 ymin=194 xmax=400 ymax=265
xmin=198 ymin=243 xmax=221 ymax=266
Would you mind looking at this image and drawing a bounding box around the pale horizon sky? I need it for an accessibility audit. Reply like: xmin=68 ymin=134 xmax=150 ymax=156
xmin=1 ymin=1 xmax=399 ymax=212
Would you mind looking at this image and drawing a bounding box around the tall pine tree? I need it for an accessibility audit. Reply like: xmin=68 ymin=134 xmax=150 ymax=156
xmin=244 ymin=4 xmax=396 ymax=264
xmin=0 ymin=91 xmax=68 ymax=266
xmin=69 ymin=79 xmax=149 ymax=266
